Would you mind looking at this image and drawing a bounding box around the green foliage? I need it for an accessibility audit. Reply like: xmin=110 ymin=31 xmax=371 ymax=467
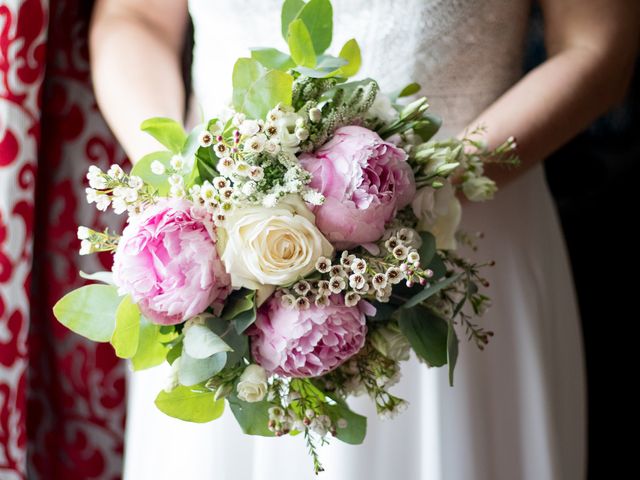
xmin=183 ymin=324 xmax=233 ymax=359
xmin=390 ymin=82 xmax=421 ymax=100
xmin=325 ymin=401 xmax=367 ymax=444
xmin=221 ymin=289 xmax=257 ymax=334
xmin=227 ymin=394 xmax=275 ymax=436
xmin=417 ymin=231 xmax=437 ymax=266
xmin=288 ymin=19 xmax=316 ymax=68
xmin=334 ymin=38 xmax=361 ymax=77
xmin=232 ymin=58 xmax=293 ymax=119
xmin=53 ymin=285 xmax=120 ymax=342
xmin=401 ymin=273 xmax=462 ymax=309
xmin=413 ymin=113 xmax=442 ymax=143
xmin=131 ymin=316 xmax=174 ymax=371
xmin=111 ymin=295 xmax=140 ymax=358
xmin=194 ymin=145 xmax=217 ymax=184
xmin=130 ymin=151 xmax=173 ymax=195
xmin=281 ymin=0 xmax=306 ymax=39
xmin=205 ymin=316 xmax=249 ymax=367
xmin=447 ymin=319 xmax=459 ymax=386
xmin=155 ymin=385 xmax=225 ymax=423
xmin=295 ymin=0 xmax=333 ymax=54
xmin=395 ymin=305 xmax=448 ymax=367
xmin=250 ymin=48 xmax=296 ymax=71
xmin=178 ymin=351 xmax=227 ymax=386
xmin=140 ymin=117 xmax=187 ymax=153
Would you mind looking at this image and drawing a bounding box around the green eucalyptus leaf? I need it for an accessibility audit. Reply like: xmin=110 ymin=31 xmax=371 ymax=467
xmin=250 ymin=47 xmax=296 ymax=71
xmin=131 ymin=316 xmax=172 ymax=371
xmin=167 ymin=340 xmax=183 ymax=365
xmin=178 ymin=351 xmax=227 ymax=386
xmin=418 ymin=231 xmax=437 ymax=266
xmin=325 ymin=402 xmax=367 ymax=445
xmin=140 ymin=117 xmax=187 ymax=153
xmin=205 ymin=317 xmax=249 ymax=367
xmin=427 ymin=252 xmax=447 ymax=280
xmin=110 ymin=295 xmax=140 ymax=358
xmin=155 ymin=385 xmax=225 ymax=423
xmin=317 ymin=55 xmax=348 ymax=69
xmin=232 ymin=58 xmax=293 ymax=119
xmin=447 ymin=320 xmax=459 ymax=386
xmin=413 ymin=113 xmax=442 ymax=142
xmin=288 ymin=19 xmax=316 ymax=68
xmin=391 ymin=82 xmax=421 ymax=100
xmin=402 ymin=273 xmax=462 ymax=309
xmin=296 ymin=0 xmax=333 ymax=54
xmin=335 ymin=38 xmax=361 ymax=77
xmin=183 ymin=324 xmax=233 ymax=359
xmin=395 ymin=305 xmax=448 ymax=367
xmin=222 ymin=289 xmax=255 ymax=320
xmin=227 ymin=394 xmax=275 ymax=436
xmin=53 ymin=285 xmax=120 ymax=342
xmin=234 ymin=305 xmax=257 ymax=334
xmin=195 ymin=146 xmax=217 ymax=183
xmin=281 ymin=0 xmax=305 ymax=40
xmin=130 ymin=151 xmax=173 ymax=195
xmin=232 ymin=58 xmax=266 ymax=110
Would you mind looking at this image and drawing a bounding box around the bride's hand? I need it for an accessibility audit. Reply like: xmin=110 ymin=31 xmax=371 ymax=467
xmin=456 ymin=0 xmax=638 ymax=189
xmin=89 ymin=0 xmax=189 ymax=164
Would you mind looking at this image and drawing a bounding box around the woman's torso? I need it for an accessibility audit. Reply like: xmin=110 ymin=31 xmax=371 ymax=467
xmin=188 ymin=0 xmax=531 ymax=136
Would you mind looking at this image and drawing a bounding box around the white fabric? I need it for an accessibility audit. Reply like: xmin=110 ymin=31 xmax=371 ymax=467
xmin=124 ymin=1 xmax=587 ymax=478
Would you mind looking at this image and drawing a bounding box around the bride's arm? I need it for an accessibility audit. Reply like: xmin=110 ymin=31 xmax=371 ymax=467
xmin=89 ymin=0 xmax=188 ymax=163
xmin=460 ymin=0 xmax=639 ymax=188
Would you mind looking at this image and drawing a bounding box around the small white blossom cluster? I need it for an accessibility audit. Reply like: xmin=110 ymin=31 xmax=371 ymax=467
xmin=196 ymin=104 xmax=323 ymax=209
xmin=187 ymin=176 xmax=236 ymax=226
xmin=266 ymin=393 xmax=347 ymax=438
xmin=85 ymin=164 xmax=149 ymax=214
xmin=320 ymin=347 xmax=408 ymax=420
xmin=76 ymin=225 xmax=119 ymax=256
xmin=381 ymin=227 xmax=434 ymax=289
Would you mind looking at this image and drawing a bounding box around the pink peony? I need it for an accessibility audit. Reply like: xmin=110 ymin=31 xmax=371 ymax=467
xmin=249 ymin=293 xmax=374 ymax=377
xmin=112 ymin=198 xmax=231 ymax=325
xmin=299 ymin=125 xmax=416 ymax=248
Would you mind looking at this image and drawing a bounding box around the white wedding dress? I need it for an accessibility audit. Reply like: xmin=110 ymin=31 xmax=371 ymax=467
xmin=123 ymin=1 xmax=587 ymax=479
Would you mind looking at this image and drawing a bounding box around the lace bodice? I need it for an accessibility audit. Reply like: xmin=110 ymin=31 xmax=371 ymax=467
xmin=188 ymin=0 xmax=531 ymax=136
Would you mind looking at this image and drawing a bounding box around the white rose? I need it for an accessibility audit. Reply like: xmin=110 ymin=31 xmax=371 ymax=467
xmin=236 ymin=364 xmax=268 ymax=402
xmin=218 ymin=194 xmax=334 ymax=291
xmin=370 ymin=324 xmax=411 ymax=361
xmin=411 ymin=181 xmax=461 ymax=250
xmin=462 ymin=176 xmax=497 ymax=202
xmin=366 ymin=93 xmax=399 ymax=124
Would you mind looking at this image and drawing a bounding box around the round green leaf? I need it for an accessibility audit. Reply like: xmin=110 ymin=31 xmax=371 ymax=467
xmin=155 ymin=385 xmax=225 ymax=423
xmin=227 ymin=394 xmax=275 ymax=437
xmin=131 ymin=316 xmax=172 ymax=371
xmin=111 ymin=295 xmax=140 ymax=359
xmin=53 ymin=285 xmax=120 ymax=342
xmin=288 ymin=19 xmax=316 ymax=68
xmin=140 ymin=117 xmax=187 ymax=153
xmin=336 ymin=38 xmax=361 ymax=77
xmin=178 ymin=351 xmax=227 ymax=386
xmin=130 ymin=151 xmax=173 ymax=195
xmin=296 ymin=0 xmax=333 ymax=54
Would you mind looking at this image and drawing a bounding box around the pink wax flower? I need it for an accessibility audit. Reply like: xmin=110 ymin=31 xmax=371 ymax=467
xmin=112 ymin=198 xmax=231 ymax=325
xmin=249 ymin=293 xmax=374 ymax=378
xmin=299 ymin=125 xmax=416 ymax=249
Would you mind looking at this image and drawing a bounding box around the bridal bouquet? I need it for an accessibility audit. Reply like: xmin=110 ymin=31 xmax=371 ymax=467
xmin=54 ymin=0 xmax=518 ymax=472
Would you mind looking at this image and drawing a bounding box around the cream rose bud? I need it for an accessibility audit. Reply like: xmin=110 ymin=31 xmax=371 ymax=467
xmin=411 ymin=181 xmax=461 ymax=250
xmin=462 ymin=176 xmax=497 ymax=202
xmin=236 ymin=364 xmax=268 ymax=402
xmin=370 ymin=324 xmax=411 ymax=361
xmin=217 ymin=194 xmax=334 ymax=291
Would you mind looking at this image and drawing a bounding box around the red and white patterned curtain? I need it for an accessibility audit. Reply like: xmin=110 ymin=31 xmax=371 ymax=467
xmin=1 ymin=1 xmax=127 ymax=478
